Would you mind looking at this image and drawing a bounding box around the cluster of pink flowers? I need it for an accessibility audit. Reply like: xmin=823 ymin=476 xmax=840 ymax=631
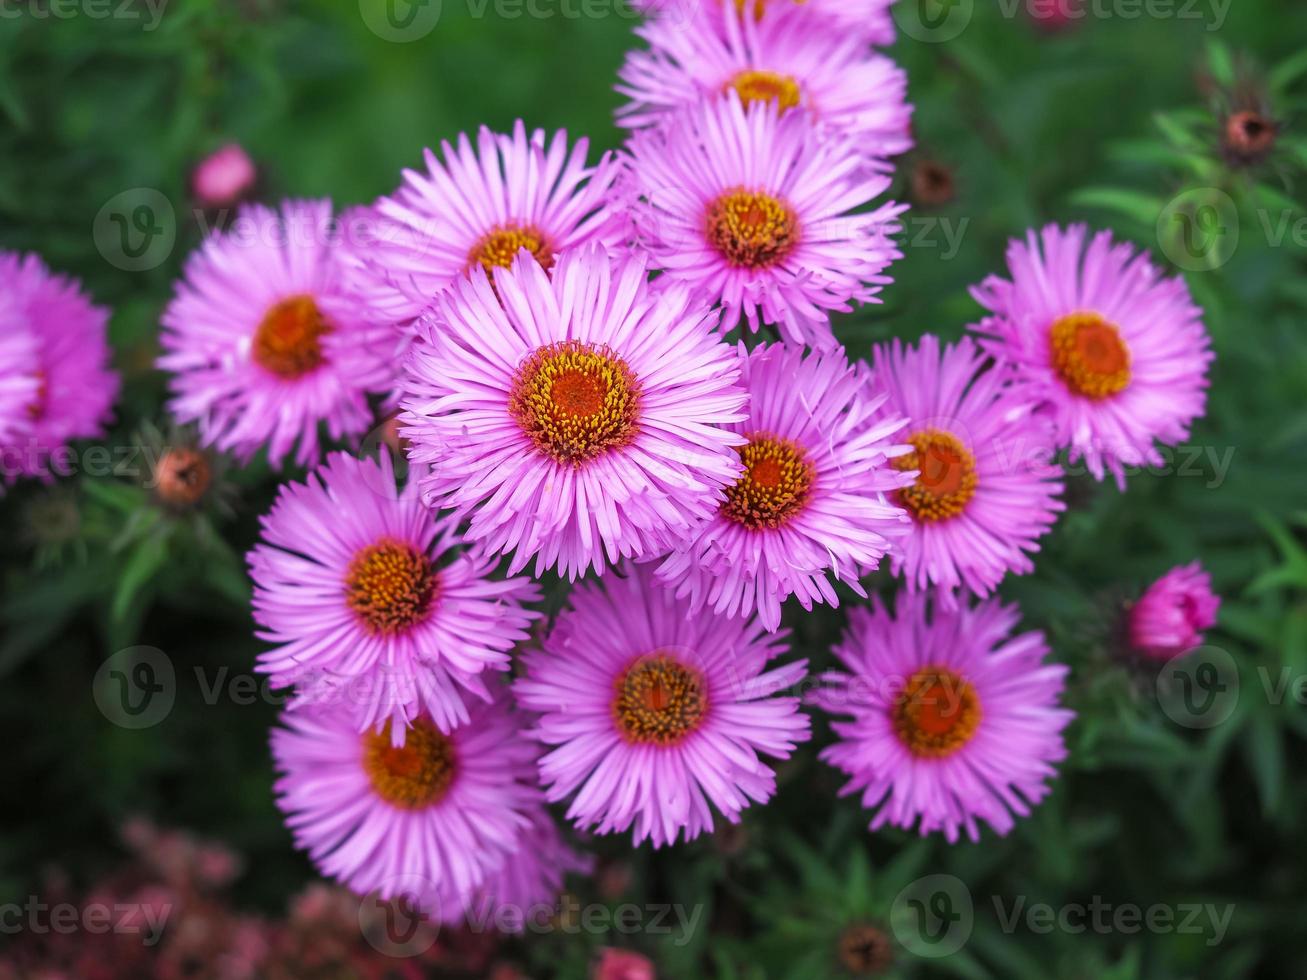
xmin=0 ymin=0 xmax=1225 ymax=948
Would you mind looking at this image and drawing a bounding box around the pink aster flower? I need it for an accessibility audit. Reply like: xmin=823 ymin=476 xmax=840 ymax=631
xmin=0 ymin=251 xmax=118 ymax=480
xmin=250 ymin=451 xmax=540 ymax=739
xmin=636 ymin=0 xmax=897 ymax=47
xmin=159 ymin=199 xmax=396 ymax=467
xmin=814 ymin=591 xmax=1074 ymax=842
xmin=400 ymin=244 xmax=748 ymax=580
xmin=623 ymin=94 xmax=905 ymax=348
xmin=656 ymin=343 xmax=912 ymax=632
xmin=969 ymin=224 xmax=1213 ymax=488
xmin=594 ymin=948 xmax=657 ymax=980
xmin=270 ymin=690 xmax=540 ymax=914
xmin=461 ymin=810 xmax=591 ymax=932
xmin=0 ymin=315 xmax=39 ymax=447
xmin=191 ymin=143 xmax=258 ymax=209
xmin=617 ymin=6 xmax=911 ymax=160
xmin=869 ymin=334 xmax=1065 ymax=602
xmin=514 ymin=563 xmax=810 ymax=847
xmin=352 ymin=121 xmax=626 ymax=326
xmin=1127 ymin=561 xmax=1220 ymax=660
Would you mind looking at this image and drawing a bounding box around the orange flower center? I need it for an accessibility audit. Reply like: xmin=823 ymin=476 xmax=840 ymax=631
xmin=467 ymin=224 xmax=553 ymax=280
xmin=253 ymin=295 xmax=330 ymax=379
xmin=154 ymin=447 xmax=212 ymax=508
xmin=892 ymin=429 xmax=978 ymax=523
xmin=362 ymin=718 xmax=456 ymax=810
xmin=613 ymin=654 xmax=707 ymax=745
xmin=891 ymin=666 xmax=981 ymax=758
xmin=509 ymin=340 xmax=641 ymax=466
xmin=726 ymin=69 xmax=802 ymax=112
xmin=1049 ymin=312 xmax=1131 ymax=399
xmin=706 ymin=189 xmax=798 ymax=269
xmin=722 ymin=434 xmax=815 ymax=530
xmin=345 ymin=539 xmax=437 ymax=635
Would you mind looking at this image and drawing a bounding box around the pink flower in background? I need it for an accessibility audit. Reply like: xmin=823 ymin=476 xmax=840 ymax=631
xmin=191 ymin=143 xmax=258 ymax=209
xmin=514 ymin=564 xmax=811 ymax=847
xmin=624 ymin=95 xmax=905 ymax=348
xmin=250 ymin=451 xmax=540 ymax=738
xmin=634 ymin=0 xmax=897 ymax=47
xmin=159 ymin=200 xmax=396 ymax=467
xmin=270 ymin=689 xmax=540 ymax=915
xmin=1029 ymin=0 xmax=1085 ymax=31
xmin=593 ymin=947 xmax=657 ymax=980
xmin=870 ymin=334 xmax=1065 ymax=602
xmin=0 ymin=250 xmax=118 ymax=480
xmin=618 ymin=6 xmax=911 ymax=159
xmin=401 ymin=245 xmax=748 ymax=580
xmin=969 ymin=224 xmax=1212 ymax=488
xmin=814 ymin=591 xmax=1073 ymax=842
xmin=1128 ymin=561 xmax=1220 ymax=659
xmin=352 ymin=121 xmax=626 ymax=326
xmin=657 ymin=343 xmax=912 ymax=632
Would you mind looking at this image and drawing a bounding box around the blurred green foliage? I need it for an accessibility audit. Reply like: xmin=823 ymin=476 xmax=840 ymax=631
xmin=3 ymin=1 xmax=1307 ymax=977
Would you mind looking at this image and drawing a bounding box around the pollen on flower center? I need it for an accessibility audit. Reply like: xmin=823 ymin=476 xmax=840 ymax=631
xmin=722 ymin=434 xmax=815 ymax=529
xmin=345 ymin=538 xmax=438 ymax=635
xmin=362 ymin=718 xmax=456 ymax=809
xmin=892 ymin=429 xmax=978 ymax=523
xmin=613 ymin=654 xmax=707 ymax=745
xmin=726 ymin=69 xmax=802 ymax=112
xmin=468 ymin=224 xmax=554 ymax=279
xmin=705 ymin=188 xmax=798 ymax=269
xmin=891 ymin=666 xmax=981 ymax=758
xmin=1049 ymin=312 xmax=1131 ymax=399
xmin=253 ymin=294 xmax=330 ymax=379
xmin=509 ymin=340 xmax=641 ymax=466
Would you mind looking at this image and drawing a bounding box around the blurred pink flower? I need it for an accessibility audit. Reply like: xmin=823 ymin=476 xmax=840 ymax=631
xmin=1128 ymin=561 xmax=1220 ymax=659
xmin=594 ymin=948 xmax=656 ymax=980
xmin=192 ymin=144 xmax=257 ymax=209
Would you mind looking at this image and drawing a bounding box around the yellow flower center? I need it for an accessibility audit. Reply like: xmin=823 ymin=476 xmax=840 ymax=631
xmin=253 ymin=295 xmax=330 ymax=379
xmin=613 ymin=655 xmax=707 ymax=745
xmin=1049 ymin=312 xmax=1131 ymax=399
xmin=726 ymin=69 xmax=802 ymax=112
xmin=722 ymin=434 xmax=815 ymax=530
xmin=345 ymin=538 xmax=437 ymax=635
xmin=362 ymin=719 xmax=456 ymax=810
xmin=892 ymin=429 xmax=978 ymax=523
xmin=509 ymin=340 xmax=641 ymax=466
xmin=467 ymin=224 xmax=554 ymax=280
xmin=705 ymin=189 xmax=798 ymax=269
xmin=891 ymin=666 xmax=981 ymax=758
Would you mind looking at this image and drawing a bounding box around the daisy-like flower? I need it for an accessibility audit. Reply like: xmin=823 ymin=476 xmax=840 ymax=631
xmin=159 ymin=199 xmax=396 ymax=467
xmin=270 ymin=690 xmax=539 ymax=913
xmin=814 ymin=591 xmax=1073 ymax=842
xmin=514 ymin=563 xmax=811 ymax=847
xmin=636 ymin=0 xmax=898 ymax=47
xmin=617 ymin=6 xmax=911 ymax=160
xmin=352 ymin=121 xmax=626 ymax=326
xmin=870 ymin=335 xmax=1065 ymax=602
xmin=969 ymin=224 xmax=1213 ymax=488
xmin=657 ymin=343 xmax=912 ymax=632
xmin=1128 ymin=561 xmax=1220 ymax=660
xmin=250 ymin=451 xmax=540 ymax=738
xmin=401 ymin=244 xmax=748 ymax=579
xmin=0 ymin=251 xmax=118 ymax=479
xmin=461 ymin=810 xmax=591 ymax=932
xmin=624 ymin=94 xmax=905 ymax=348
